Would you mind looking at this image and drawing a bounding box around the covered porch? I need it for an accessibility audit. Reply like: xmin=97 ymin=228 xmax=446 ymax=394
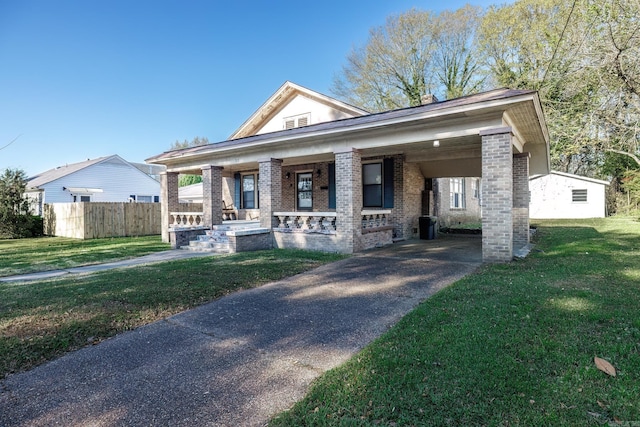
xmin=148 ymin=88 xmax=550 ymax=262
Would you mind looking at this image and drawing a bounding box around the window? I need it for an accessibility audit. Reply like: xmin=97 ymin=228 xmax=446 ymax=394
xmin=242 ymin=174 xmax=256 ymax=209
xmin=297 ymin=172 xmax=313 ymax=210
xmin=284 ymin=113 xmax=310 ymax=130
xmin=472 ymin=178 xmax=480 ymax=198
xmin=572 ymin=189 xmax=587 ymax=202
xmin=450 ymin=178 xmax=466 ymax=209
xmin=74 ymin=195 xmax=91 ymax=202
xmin=130 ymin=195 xmax=156 ymax=203
xmin=363 ymin=163 xmax=383 ymax=207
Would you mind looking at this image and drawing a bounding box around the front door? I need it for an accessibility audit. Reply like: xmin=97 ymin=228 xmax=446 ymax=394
xmin=297 ymin=172 xmax=313 ymax=210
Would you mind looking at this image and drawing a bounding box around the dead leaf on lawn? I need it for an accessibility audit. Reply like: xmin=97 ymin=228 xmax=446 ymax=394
xmin=594 ymin=356 xmax=616 ymax=377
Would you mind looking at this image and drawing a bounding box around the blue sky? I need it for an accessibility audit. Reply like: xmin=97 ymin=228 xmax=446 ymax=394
xmin=1 ymin=0 xmax=507 ymax=177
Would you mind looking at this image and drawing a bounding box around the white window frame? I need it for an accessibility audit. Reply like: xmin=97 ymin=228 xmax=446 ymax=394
xmin=241 ymin=173 xmax=259 ymax=209
xmin=362 ymin=161 xmax=383 ymax=208
xmin=450 ymin=178 xmax=466 ymax=209
xmin=296 ymin=170 xmax=313 ymax=211
xmin=472 ymin=178 xmax=480 ymax=199
xmin=283 ymin=113 xmax=311 ymax=130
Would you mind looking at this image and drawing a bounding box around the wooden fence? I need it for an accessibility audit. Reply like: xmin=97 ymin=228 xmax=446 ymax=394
xmin=43 ymin=203 xmax=202 ymax=239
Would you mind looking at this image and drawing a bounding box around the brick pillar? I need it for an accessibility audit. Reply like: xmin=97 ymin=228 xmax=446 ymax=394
xmin=480 ymin=127 xmax=513 ymax=262
xmin=160 ymin=171 xmax=179 ymax=243
xmin=335 ymin=148 xmax=362 ymax=254
xmin=513 ymin=153 xmax=531 ymax=250
xmin=258 ymin=158 xmax=282 ymax=230
xmin=202 ymin=165 xmax=224 ymax=229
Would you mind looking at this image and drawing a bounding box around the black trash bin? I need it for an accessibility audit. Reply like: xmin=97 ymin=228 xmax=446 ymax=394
xmin=419 ymin=216 xmax=437 ymax=240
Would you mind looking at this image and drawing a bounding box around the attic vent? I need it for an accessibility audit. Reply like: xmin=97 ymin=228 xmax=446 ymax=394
xmin=283 ymin=113 xmax=310 ymax=130
xmin=572 ymin=189 xmax=587 ymax=202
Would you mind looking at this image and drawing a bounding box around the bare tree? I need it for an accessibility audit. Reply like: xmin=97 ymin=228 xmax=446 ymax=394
xmin=332 ymin=7 xmax=486 ymax=111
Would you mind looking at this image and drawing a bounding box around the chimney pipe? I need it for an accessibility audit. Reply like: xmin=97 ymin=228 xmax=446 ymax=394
xmin=421 ymin=94 xmax=439 ymax=105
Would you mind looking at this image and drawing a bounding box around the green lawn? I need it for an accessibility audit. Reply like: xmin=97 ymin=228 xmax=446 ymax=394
xmin=0 ymin=249 xmax=345 ymax=378
xmin=270 ymin=218 xmax=640 ymax=426
xmin=0 ymin=235 xmax=170 ymax=277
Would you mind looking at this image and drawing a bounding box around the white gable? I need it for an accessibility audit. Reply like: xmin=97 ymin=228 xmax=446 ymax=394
xmin=254 ymin=93 xmax=358 ymax=135
xmin=229 ymin=81 xmax=367 ymax=139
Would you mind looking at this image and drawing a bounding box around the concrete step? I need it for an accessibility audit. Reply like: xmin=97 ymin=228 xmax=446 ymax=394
xmin=198 ymin=234 xmax=229 ymax=243
xmin=181 ymin=245 xmax=230 ymax=253
xmin=182 ymin=240 xmax=231 ymax=253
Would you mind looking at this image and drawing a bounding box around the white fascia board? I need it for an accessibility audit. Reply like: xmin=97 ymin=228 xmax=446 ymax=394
xmin=158 ymin=92 xmax=545 ymax=171
xmin=550 ymin=171 xmax=610 ymax=186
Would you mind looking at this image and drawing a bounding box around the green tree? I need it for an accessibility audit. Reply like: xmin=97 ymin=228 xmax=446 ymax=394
xmin=170 ymin=136 xmax=209 ymax=150
xmin=0 ymin=168 xmax=36 ymax=238
xmin=478 ymin=0 xmax=640 ymax=176
xmin=434 ymin=5 xmax=486 ymax=99
xmin=178 ymin=174 xmax=202 ymax=187
xmin=478 ymin=0 xmax=600 ymax=174
xmin=332 ymin=6 xmax=486 ymax=111
xmin=169 ymin=137 xmax=209 ymax=187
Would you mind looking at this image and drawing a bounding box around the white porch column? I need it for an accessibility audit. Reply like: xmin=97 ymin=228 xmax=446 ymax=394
xmin=334 ymin=148 xmax=362 ymax=254
xmin=481 ymin=127 xmax=513 ymax=262
xmin=202 ymin=165 xmax=224 ymax=229
xmin=513 ymin=152 xmax=531 ymax=250
xmin=160 ymin=171 xmax=179 ymax=243
xmin=258 ymin=158 xmax=282 ymax=230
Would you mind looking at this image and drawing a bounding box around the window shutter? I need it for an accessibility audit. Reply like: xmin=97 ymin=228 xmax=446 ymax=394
xmin=383 ymin=158 xmax=394 ymax=208
xmin=328 ymin=163 xmax=336 ymax=209
xmin=234 ymin=173 xmax=241 ymax=208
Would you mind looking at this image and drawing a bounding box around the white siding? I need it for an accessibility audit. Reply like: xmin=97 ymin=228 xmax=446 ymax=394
xmin=40 ymin=157 xmax=160 ymax=204
xmin=530 ymin=173 xmax=607 ymax=219
xmin=256 ymin=94 xmax=357 ymax=134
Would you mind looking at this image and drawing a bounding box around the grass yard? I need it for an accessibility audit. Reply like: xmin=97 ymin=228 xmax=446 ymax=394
xmin=0 ymin=235 xmax=170 ymax=277
xmin=0 ymin=249 xmax=345 ymax=378
xmin=270 ymin=218 xmax=640 ymax=426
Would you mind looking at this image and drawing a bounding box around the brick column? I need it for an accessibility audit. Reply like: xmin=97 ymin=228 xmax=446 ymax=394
xmin=481 ymin=127 xmax=513 ymax=262
xmin=513 ymin=153 xmax=531 ymax=250
xmin=202 ymin=165 xmax=224 ymax=229
xmin=160 ymin=171 xmax=179 ymax=243
xmin=258 ymin=158 xmax=282 ymax=230
xmin=335 ymin=148 xmax=362 ymax=254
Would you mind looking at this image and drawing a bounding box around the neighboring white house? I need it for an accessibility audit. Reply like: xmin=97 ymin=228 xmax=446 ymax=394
xmin=529 ymin=171 xmax=609 ymax=219
xmin=26 ymin=155 xmax=162 ymax=215
xmin=178 ymin=182 xmax=204 ymax=203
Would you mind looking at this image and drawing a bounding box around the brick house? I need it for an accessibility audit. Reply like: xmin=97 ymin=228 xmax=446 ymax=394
xmin=146 ymin=82 xmax=550 ymax=262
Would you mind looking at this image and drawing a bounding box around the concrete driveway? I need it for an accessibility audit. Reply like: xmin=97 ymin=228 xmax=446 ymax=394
xmin=0 ymin=236 xmax=482 ymax=427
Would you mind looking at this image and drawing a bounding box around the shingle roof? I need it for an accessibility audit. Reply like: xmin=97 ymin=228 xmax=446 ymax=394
xmin=147 ymin=88 xmax=537 ymax=164
xmin=27 ymin=155 xmax=116 ymax=189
